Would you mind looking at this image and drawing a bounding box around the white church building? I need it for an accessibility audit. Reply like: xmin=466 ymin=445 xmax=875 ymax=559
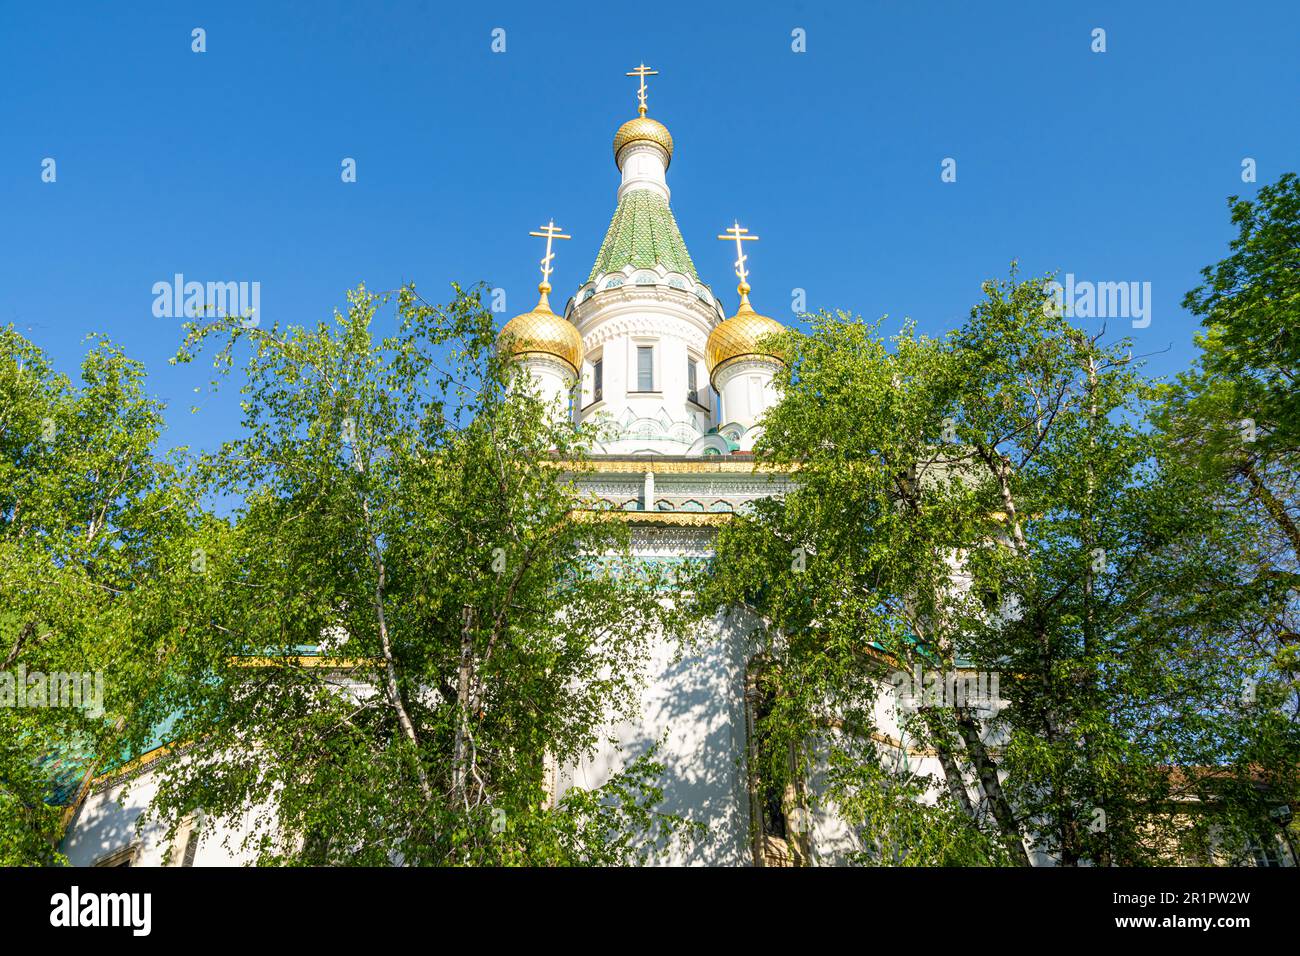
xmin=60 ymin=70 xmax=974 ymax=868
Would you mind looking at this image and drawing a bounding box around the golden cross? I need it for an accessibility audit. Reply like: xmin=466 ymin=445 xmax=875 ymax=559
xmin=718 ymin=221 xmax=759 ymax=288
xmin=529 ymin=220 xmax=571 ymax=288
xmin=626 ymin=63 xmax=658 ymax=117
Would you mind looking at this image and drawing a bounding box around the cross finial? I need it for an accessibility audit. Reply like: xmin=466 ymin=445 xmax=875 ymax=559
xmin=718 ymin=221 xmax=759 ymax=305
xmin=626 ymin=63 xmax=658 ymax=117
xmin=528 ymin=220 xmax=571 ymax=306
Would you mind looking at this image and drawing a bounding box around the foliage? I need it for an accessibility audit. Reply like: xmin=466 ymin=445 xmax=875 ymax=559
xmin=0 ymin=327 xmax=196 ymax=864
xmin=146 ymin=283 xmax=694 ymax=865
xmin=695 ymin=257 xmax=1298 ymax=865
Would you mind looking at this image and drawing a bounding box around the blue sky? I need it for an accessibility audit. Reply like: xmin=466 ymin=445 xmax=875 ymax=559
xmin=2 ymin=1 xmax=1297 ymax=455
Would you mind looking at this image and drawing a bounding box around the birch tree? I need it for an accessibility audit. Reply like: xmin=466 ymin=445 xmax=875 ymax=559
xmin=696 ymin=268 xmax=1295 ymax=865
xmin=149 ymin=284 xmax=691 ymax=865
xmin=0 ymin=328 xmax=196 ymax=864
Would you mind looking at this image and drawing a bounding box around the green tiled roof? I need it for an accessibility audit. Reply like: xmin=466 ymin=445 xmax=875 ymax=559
xmin=588 ymin=190 xmax=698 ymax=282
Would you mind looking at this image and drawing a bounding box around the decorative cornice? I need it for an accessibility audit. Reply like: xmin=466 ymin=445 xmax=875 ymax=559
xmin=570 ymin=285 xmax=719 ymax=347
xmin=557 ymin=457 xmax=795 ymax=475
xmin=712 ymin=356 xmax=783 ymax=385
xmin=580 ymin=314 xmax=710 ymax=353
xmin=228 ymin=656 xmax=377 ymax=669
xmin=517 ymin=352 xmax=579 ymax=383
xmin=629 ymin=526 xmax=716 ymax=555
xmin=91 ymin=741 xmax=185 ymax=789
xmin=620 ymin=511 xmax=732 ymax=526
xmin=571 ymin=509 xmax=732 ymax=527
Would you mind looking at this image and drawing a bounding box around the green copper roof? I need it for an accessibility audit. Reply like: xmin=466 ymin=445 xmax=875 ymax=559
xmin=588 ymin=190 xmax=698 ymax=282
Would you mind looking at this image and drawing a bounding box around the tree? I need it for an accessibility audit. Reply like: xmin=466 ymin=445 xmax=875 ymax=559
xmin=0 ymin=327 xmax=195 ymax=864
xmin=1154 ymin=171 xmax=1300 ymax=858
xmin=695 ymin=267 xmax=1296 ymax=866
xmin=147 ymin=284 xmax=693 ymax=865
xmin=944 ymin=274 xmax=1289 ymax=866
xmin=1162 ymin=173 xmax=1299 ymax=651
xmin=691 ymin=309 xmax=1019 ymax=865
xmin=1183 ymin=172 xmax=1300 ymax=457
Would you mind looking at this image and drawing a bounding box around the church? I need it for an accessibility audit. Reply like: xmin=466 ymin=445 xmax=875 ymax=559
xmin=58 ymin=68 xmax=955 ymax=868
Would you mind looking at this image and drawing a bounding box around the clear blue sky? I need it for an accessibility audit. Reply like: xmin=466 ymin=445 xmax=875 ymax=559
xmin=3 ymin=1 xmax=1296 ymax=455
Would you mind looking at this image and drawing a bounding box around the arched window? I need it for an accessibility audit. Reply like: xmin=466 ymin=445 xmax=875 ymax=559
xmin=745 ymin=656 xmax=809 ymax=867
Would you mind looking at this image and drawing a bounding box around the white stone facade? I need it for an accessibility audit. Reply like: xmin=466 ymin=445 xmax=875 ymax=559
xmin=568 ymin=278 xmax=724 ymax=456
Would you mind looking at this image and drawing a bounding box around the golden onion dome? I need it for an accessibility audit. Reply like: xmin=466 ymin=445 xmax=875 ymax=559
xmin=613 ymin=116 xmax=674 ymax=168
xmin=497 ymin=284 xmax=583 ymax=377
xmin=705 ymin=285 xmax=786 ymax=383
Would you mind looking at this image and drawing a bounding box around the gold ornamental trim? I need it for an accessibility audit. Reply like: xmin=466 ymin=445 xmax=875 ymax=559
xmin=571 ymin=509 xmax=732 ymax=527
xmin=557 ymin=457 xmax=796 ymax=475
xmin=228 ymin=656 xmax=377 ymax=669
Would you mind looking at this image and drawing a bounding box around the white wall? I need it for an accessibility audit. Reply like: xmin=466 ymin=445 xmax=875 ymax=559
xmin=714 ymin=358 xmax=780 ymax=431
xmin=560 ymin=607 xmax=756 ymax=866
xmin=62 ymin=762 xmax=264 ymax=867
xmin=518 ymin=354 xmax=576 ymax=425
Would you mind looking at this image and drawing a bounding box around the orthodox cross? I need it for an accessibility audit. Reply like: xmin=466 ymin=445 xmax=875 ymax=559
xmin=718 ymin=221 xmax=759 ymax=290
xmin=529 ymin=220 xmax=571 ymax=289
xmin=626 ymin=63 xmax=658 ymax=117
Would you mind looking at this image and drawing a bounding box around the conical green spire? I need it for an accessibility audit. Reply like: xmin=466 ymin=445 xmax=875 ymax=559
xmin=587 ymin=191 xmax=698 ymax=282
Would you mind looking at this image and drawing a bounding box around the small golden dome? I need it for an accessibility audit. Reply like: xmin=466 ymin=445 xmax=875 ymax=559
xmin=705 ymin=291 xmax=786 ymax=382
xmin=497 ymin=286 xmax=583 ymax=377
xmin=613 ymin=116 xmax=674 ymax=168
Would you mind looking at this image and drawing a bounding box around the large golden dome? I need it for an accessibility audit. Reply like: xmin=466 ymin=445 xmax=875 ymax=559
xmin=613 ymin=116 xmax=674 ymax=168
xmin=705 ymin=293 xmax=786 ymax=383
xmin=497 ymin=286 xmax=582 ymax=376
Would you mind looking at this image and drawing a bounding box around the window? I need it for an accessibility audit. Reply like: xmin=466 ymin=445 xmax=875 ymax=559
xmin=94 ymin=845 xmax=138 ymax=867
xmin=167 ymin=811 xmax=206 ymax=867
xmin=745 ymin=659 xmax=809 ymax=867
xmin=181 ymin=825 xmax=202 ymax=867
xmin=1248 ymin=835 xmax=1291 ymax=867
xmin=687 ymin=358 xmax=700 ymax=405
xmin=592 ymin=357 xmax=603 ymax=403
xmin=636 ymin=346 xmax=654 ymax=392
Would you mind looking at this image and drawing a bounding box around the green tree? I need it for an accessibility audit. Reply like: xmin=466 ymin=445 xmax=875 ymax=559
xmin=696 ymin=268 xmax=1294 ymax=866
xmin=1183 ymin=172 xmax=1299 ymax=456
xmin=945 ymin=275 xmax=1288 ymax=866
xmin=0 ymin=327 xmax=195 ymax=864
xmin=148 ymin=284 xmax=693 ymax=865
xmin=1154 ymin=172 xmax=1300 ymax=859
xmin=691 ymin=309 xmax=1018 ymax=865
